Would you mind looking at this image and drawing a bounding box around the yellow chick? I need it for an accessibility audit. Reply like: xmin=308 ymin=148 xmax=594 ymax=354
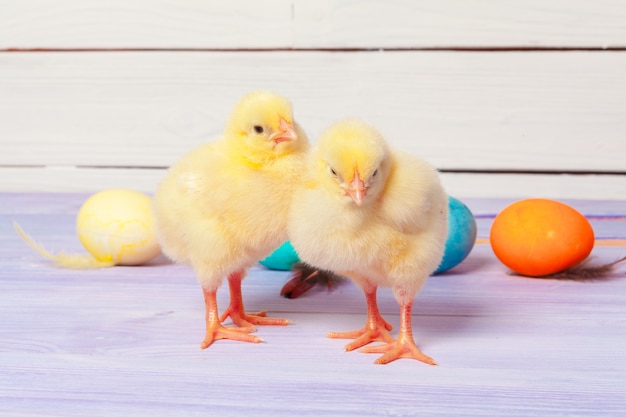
xmin=288 ymin=119 xmax=448 ymax=365
xmin=154 ymin=91 xmax=308 ymax=349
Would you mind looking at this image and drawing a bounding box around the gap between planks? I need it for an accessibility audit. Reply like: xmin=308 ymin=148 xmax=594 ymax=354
xmin=3 ymin=46 xmax=626 ymax=53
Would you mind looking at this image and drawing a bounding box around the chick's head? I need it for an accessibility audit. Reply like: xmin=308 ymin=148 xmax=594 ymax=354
xmin=225 ymin=91 xmax=305 ymax=161
xmin=314 ymin=119 xmax=390 ymax=206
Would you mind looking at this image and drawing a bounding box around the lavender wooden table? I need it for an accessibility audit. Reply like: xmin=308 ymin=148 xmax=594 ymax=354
xmin=2 ymin=193 xmax=625 ymax=417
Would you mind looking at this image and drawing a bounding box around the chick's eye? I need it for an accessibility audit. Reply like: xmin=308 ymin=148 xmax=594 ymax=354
xmin=372 ymin=169 xmax=378 ymax=178
xmin=330 ymin=167 xmax=338 ymax=177
xmin=253 ymin=125 xmax=264 ymax=134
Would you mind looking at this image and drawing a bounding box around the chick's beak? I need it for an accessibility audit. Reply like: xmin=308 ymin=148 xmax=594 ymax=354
xmin=346 ymin=171 xmax=367 ymax=206
xmin=272 ymin=118 xmax=298 ymax=145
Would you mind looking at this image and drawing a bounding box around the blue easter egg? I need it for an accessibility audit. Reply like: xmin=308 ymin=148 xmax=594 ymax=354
xmin=434 ymin=196 xmax=477 ymax=274
xmin=259 ymin=241 xmax=300 ymax=271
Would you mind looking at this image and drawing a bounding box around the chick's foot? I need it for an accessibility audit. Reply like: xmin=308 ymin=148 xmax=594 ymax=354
xmin=328 ymin=324 xmax=394 ymax=352
xmin=200 ymin=320 xmax=262 ymax=349
xmin=219 ymin=304 xmax=289 ymax=331
xmin=361 ymin=337 xmax=435 ymax=365
xmin=327 ymin=284 xmax=393 ymax=351
xmin=201 ymin=288 xmax=262 ymax=349
xmin=361 ymin=301 xmax=435 ymax=365
xmin=219 ymin=271 xmax=290 ymax=332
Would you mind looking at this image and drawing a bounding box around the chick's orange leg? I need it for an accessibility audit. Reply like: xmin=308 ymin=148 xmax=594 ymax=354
xmin=200 ymin=288 xmax=262 ymax=349
xmin=361 ymin=301 xmax=436 ymax=365
xmin=219 ymin=271 xmax=290 ymax=332
xmin=327 ymin=285 xmax=393 ymax=351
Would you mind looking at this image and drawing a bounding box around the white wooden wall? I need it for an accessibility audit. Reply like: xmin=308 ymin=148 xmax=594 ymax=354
xmin=1 ymin=1 xmax=625 ymax=199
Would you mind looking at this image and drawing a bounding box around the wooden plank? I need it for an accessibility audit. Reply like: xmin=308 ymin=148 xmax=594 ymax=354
xmin=1 ymin=193 xmax=626 ymax=417
xmin=1 ymin=167 xmax=625 ymax=200
xmin=0 ymin=166 xmax=164 ymax=194
xmin=0 ymin=0 xmax=294 ymax=49
xmin=1 ymin=51 xmax=625 ymax=172
xmin=2 ymin=0 xmax=626 ymax=49
xmin=294 ymin=1 xmax=626 ymax=49
xmin=441 ymin=173 xmax=626 ymax=200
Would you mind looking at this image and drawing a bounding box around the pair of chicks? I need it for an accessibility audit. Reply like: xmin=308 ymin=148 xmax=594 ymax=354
xmin=154 ymin=91 xmax=448 ymax=365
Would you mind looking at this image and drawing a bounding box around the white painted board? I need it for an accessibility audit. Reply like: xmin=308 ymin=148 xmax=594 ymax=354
xmin=2 ymin=51 xmax=625 ymax=172
xmin=2 ymin=0 xmax=626 ymax=49
xmin=1 ymin=167 xmax=624 ymax=200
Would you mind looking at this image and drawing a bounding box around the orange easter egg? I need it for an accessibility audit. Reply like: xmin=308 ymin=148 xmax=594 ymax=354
xmin=490 ymin=199 xmax=594 ymax=277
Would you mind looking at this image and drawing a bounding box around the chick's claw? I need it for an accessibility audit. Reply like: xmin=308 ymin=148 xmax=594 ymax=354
xmin=328 ymin=326 xmax=395 ymax=352
xmin=221 ymin=272 xmax=290 ymax=330
xmin=327 ymin=284 xmax=393 ymax=351
xmin=200 ymin=288 xmax=263 ymax=348
xmin=327 ymin=313 xmax=394 ymax=351
xmin=361 ymin=339 xmax=436 ymax=366
xmin=361 ymin=301 xmax=436 ymax=365
xmin=219 ymin=306 xmax=290 ymax=331
xmin=200 ymin=323 xmax=263 ymax=349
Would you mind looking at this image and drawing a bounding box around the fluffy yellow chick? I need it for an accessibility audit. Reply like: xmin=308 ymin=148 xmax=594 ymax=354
xmin=154 ymin=91 xmax=308 ymax=348
xmin=288 ymin=119 xmax=448 ymax=365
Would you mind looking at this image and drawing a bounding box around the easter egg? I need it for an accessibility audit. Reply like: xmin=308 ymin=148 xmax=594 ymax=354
xmin=489 ymin=198 xmax=594 ymax=277
xmin=76 ymin=189 xmax=161 ymax=265
xmin=434 ymin=196 xmax=477 ymax=274
xmin=260 ymin=241 xmax=300 ymax=271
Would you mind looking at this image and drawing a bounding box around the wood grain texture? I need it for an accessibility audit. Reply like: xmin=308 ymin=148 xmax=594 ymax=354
xmin=2 ymin=51 xmax=625 ymax=171
xmin=0 ymin=0 xmax=294 ymax=49
xmin=2 ymin=0 xmax=626 ymax=49
xmin=294 ymin=1 xmax=626 ymax=49
xmin=1 ymin=193 xmax=626 ymax=416
xmin=1 ymin=167 xmax=625 ymax=200
xmin=2 ymin=1 xmax=625 ymax=198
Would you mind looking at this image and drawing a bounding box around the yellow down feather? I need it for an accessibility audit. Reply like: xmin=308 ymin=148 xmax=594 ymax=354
xmin=13 ymin=222 xmax=114 ymax=269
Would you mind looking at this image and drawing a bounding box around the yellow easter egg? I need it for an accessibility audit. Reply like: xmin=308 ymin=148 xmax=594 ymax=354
xmin=76 ymin=189 xmax=161 ymax=265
